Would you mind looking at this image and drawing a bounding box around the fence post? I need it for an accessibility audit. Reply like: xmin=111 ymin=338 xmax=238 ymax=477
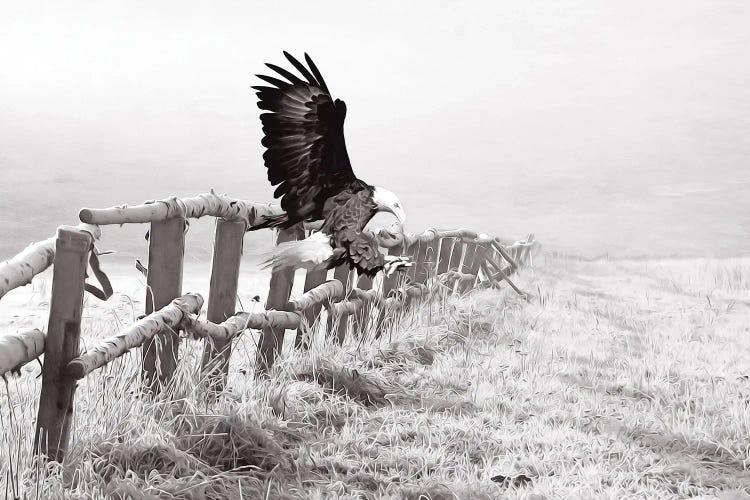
xmin=35 ymin=226 xmax=92 ymax=462
xmin=511 ymin=245 xmax=523 ymax=264
xmin=448 ymin=240 xmax=464 ymax=272
xmin=352 ymin=273 xmax=373 ymax=336
xmin=458 ymin=241 xmax=478 ymax=293
xmin=295 ymin=266 xmax=328 ymax=349
xmin=415 ymin=236 xmax=439 ymax=284
xmin=142 ymin=217 xmax=185 ymax=393
xmin=436 ymin=237 xmax=454 ymax=275
xmin=256 ymin=224 xmax=304 ymax=375
xmin=200 ymin=219 xmax=245 ymax=392
xmin=375 ymin=244 xmax=405 ymax=339
xmin=330 ymin=265 xmax=353 ymax=343
xmin=459 ymin=243 xmax=486 ymax=293
xmin=381 ymin=244 xmax=403 ymax=299
xmin=515 ymin=236 xmax=533 ymax=266
xmin=405 ymin=241 xmax=421 ymax=282
xmin=410 ymin=241 xmax=426 ymax=283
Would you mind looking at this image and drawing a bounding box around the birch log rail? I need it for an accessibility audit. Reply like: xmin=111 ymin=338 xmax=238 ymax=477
xmin=0 ymin=189 xmax=538 ymax=463
xmin=185 ymin=310 xmax=301 ymax=341
xmin=184 ymin=280 xmax=344 ymax=342
xmin=0 ymin=329 xmax=45 ymax=377
xmin=66 ymin=294 xmax=204 ymax=380
xmin=78 ymin=189 xmax=322 ymax=230
xmin=0 ymin=223 xmax=101 ymax=300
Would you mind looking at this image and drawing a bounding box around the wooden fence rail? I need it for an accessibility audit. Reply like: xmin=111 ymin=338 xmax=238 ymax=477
xmin=0 ymin=223 xmax=101 ymax=300
xmin=67 ymin=293 xmax=203 ymax=380
xmin=79 ymin=189 xmax=321 ymax=231
xmin=0 ymin=190 xmax=538 ymax=464
xmin=0 ymin=328 xmax=45 ymax=376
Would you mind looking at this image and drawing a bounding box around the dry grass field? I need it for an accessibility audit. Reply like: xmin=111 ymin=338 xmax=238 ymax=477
xmin=2 ymin=253 xmax=750 ymax=499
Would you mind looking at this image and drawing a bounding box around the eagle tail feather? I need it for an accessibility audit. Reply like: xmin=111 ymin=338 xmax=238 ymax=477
xmin=259 ymin=232 xmax=333 ymax=271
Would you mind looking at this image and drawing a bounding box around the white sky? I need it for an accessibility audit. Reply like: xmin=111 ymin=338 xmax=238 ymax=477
xmin=1 ymin=0 xmax=749 ymax=258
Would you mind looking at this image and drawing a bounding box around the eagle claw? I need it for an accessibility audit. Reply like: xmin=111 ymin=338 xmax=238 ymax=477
xmin=383 ymin=255 xmax=413 ymax=277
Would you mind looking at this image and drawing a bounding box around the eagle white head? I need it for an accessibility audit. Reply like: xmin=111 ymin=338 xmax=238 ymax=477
xmin=372 ymin=186 xmax=406 ymax=224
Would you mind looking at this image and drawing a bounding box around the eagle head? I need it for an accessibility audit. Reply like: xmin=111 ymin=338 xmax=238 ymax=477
xmin=372 ymin=186 xmax=406 ymax=225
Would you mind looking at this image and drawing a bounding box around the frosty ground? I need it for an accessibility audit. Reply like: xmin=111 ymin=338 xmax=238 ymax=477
xmin=1 ymin=253 xmax=749 ymax=499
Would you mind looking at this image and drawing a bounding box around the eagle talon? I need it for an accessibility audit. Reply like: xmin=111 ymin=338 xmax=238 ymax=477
xmin=383 ymin=255 xmax=413 ymax=277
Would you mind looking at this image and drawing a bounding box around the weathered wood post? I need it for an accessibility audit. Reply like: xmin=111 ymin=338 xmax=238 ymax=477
xmin=200 ymin=219 xmax=245 ymax=391
xmin=405 ymin=240 xmax=421 ymax=282
xmin=295 ymin=266 xmax=328 ymax=349
xmin=415 ymin=234 xmax=439 ymax=284
xmin=510 ymin=244 xmax=523 ymax=265
xmin=330 ymin=265 xmax=353 ymax=343
xmin=491 ymin=241 xmax=519 ymax=272
xmin=459 ymin=242 xmax=486 ymax=293
xmin=457 ymin=241 xmax=478 ymax=293
xmin=35 ymin=226 xmax=92 ymax=462
xmin=444 ymin=239 xmax=465 ymax=292
xmin=256 ymin=224 xmax=304 ymax=375
xmin=409 ymin=241 xmax=425 ymax=283
xmin=460 ymin=241 xmax=478 ymax=272
xmin=381 ymin=244 xmax=404 ymax=299
xmin=332 ymin=266 xmax=352 ymax=291
xmin=520 ymin=233 xmax=535 ymax=266
xmin=142 ymin=217 xmax=185 ymax=393
xmin=352 ymin=273 xmax=373 ymax=336
xmin=514 ymin=235 xmax=534 ymax=266
xmin=436 ymin=237 xmax=455 ymax=275
xmin=377 ymin=237 xmax=407 ymax=339
xmin=448 ymin=240 xmax=465 ymax=272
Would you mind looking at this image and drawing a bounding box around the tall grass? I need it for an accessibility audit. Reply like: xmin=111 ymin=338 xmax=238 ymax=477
xmin=2 ymin=254 xmax=750 ymax=499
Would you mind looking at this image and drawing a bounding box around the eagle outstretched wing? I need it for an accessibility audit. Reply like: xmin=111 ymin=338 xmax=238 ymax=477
xmin=253 ymin=52 xmax=359 ymax=225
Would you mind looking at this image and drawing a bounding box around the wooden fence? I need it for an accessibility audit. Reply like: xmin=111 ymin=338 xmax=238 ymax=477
xmin=0 ymin=190 xmax=537 ymax=462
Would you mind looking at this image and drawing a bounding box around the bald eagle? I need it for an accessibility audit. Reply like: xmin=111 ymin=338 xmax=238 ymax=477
xmin=250 ymin=52 xmax=412 ymax=278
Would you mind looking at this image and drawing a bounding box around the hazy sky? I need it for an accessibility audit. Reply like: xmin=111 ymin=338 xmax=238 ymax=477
xmin=1 ymin=1 xmax=749 ymax=260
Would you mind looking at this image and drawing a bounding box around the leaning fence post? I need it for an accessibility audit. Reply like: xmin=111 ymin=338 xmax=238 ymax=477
xmin=200 ymin=219 xmax=245 ymax=392
xmin=256 ymin=224 xmax=304 ymax=375
xmin=35 ymin=226 xmax=92 ymax=462
xmin=142 ymin=217 xmax=185 ymax=393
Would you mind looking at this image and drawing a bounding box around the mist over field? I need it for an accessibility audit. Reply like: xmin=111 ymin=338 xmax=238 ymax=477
xmin=1 ymin=1 xmax=749 ymax=260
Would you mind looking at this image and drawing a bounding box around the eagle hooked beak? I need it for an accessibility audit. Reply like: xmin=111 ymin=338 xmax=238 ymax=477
xmin=373 ymin=186 xmax=406 ymax=226
xmin=392 ymin=203 xmax=406 ymax=225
